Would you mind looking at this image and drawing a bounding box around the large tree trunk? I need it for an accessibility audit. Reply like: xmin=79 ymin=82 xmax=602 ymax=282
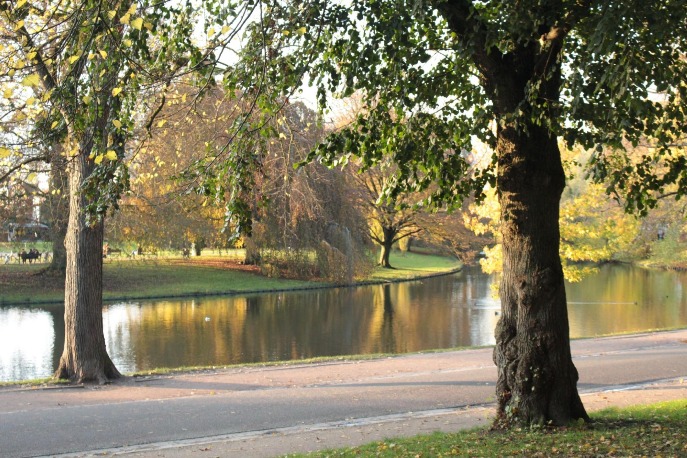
xmin=46 ymin=149 xmax=68 ymax=272
xmin=492 ymin=121 xmax=588 ymax=426
xmin=378 ymin=227 xmax=395 ymax=268
xmin=54 ymin=153 xmax=120 ymax=383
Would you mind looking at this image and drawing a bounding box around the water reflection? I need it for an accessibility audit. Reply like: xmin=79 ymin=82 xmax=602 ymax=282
xmin=2 ymin=264 xmax=687 ymax=382
xmin=0 ymin=307 xmax=55 ymax=381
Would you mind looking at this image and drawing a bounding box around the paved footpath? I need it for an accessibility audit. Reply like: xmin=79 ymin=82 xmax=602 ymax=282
xmin=1 ymin=330 xmax=686 ymax=458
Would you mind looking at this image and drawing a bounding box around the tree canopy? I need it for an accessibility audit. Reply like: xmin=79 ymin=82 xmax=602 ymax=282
xmin=220 ymin=0 xmax=687 ymax=427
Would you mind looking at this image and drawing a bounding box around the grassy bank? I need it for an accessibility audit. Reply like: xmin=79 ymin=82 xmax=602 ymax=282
xmin=299 ymin=400 xmax=687 ymax=457
xmin=0 ymin=250 xmax=461 ymax=305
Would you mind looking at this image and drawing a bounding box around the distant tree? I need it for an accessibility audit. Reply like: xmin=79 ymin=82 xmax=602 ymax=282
xmin=108 ymin=85 xmax=233 ymax=254
xmin=330 ymin=95 xmax=427 ymax=268
xmin=247 ymin=102 xmax=372 ymax=282
xmin=349 ymin=161 xmax=424 ymax=268
xmin=418 ymin=204 xmax=493 ymax=265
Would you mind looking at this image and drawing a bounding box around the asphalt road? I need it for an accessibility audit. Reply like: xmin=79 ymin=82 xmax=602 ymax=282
xmin=1 ymin=330 xmax=686 ymax=458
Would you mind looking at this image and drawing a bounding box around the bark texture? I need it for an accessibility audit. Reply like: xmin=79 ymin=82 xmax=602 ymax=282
xmin=432 ymin=2 xmax=590 ymax=424
xmin=492 ymin=121 xmax=589 ymax=425
xmin=54 ymin=153 xmax=120 ymax=383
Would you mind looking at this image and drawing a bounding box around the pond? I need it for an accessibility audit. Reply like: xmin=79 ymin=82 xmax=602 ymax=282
xmin=2 ymin=264 xmax=687 ymax=382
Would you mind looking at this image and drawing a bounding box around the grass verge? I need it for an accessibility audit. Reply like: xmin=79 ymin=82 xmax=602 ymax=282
xmin=0 ymin=250 xmax=461 ymax=305
xmin=296 ymin=400 xmax=687 ymax=457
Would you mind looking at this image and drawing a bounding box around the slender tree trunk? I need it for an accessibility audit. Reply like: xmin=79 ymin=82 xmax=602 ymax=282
xmin=54 ymin=153 xmax=120 ymax=383
xmin=47 ymin=149 xmax=68 ymax=272
xmin=492 ymin=121 xmax=588 ymax=426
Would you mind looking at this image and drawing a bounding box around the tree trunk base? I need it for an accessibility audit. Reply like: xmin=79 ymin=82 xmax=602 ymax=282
xmin=54 ymin=357 xmax=121 ymax=384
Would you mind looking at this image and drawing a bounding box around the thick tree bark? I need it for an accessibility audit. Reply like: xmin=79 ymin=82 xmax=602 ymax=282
xmin=492 ymin=121 xmax=589 ymax=426
xmin=54 ymin=153 xmax=120 ymax=383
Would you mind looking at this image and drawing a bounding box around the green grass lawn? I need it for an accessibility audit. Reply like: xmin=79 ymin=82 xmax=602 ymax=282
xmin=296 ymin=400 xmax=687 ymax=457
xmin=0 ymin=249 xmax=461 ymax=305
xmin=367 ymin=251 xmax=462 ymax=282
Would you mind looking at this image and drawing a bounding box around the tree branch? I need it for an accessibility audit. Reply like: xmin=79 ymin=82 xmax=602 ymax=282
xmin=0 ymin=154 xmax=47 ymax=183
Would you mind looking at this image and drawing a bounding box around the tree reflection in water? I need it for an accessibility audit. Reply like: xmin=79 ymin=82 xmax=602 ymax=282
xmin=3 ymin=264 xmax=687 ymax=382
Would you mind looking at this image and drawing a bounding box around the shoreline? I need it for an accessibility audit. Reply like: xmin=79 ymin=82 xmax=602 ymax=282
xmin=3 ymin=326 xmax=686 ymax=388
xmin=0 ymin=264 xmax=463 ymax=307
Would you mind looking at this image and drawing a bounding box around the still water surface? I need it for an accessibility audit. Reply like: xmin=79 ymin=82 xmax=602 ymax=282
xmin=2 ymin=264 xmax=687 ymax=382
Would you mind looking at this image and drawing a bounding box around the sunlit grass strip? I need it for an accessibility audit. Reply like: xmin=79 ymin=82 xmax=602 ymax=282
xmin=0 ymin=377 xmax=70 ymax=388
xmin=127 ymin=354 xmax=393 ymax=377
xmin=296 ymin=400 xmax=687 ymax=457
xmin=366 ymin=251 xmax=462 ymax=282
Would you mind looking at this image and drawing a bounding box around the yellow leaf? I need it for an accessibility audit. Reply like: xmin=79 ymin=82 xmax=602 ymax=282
xmin=50 ymin=121 xmax=59 ymax=129
xmin=42 ymin=89 xmax=54 ymax=102
xmin=130 ymin=17 xmax=143 ymax=30
xmin=181 ymin=93 xmax=187 ymax=103
xmin=0 ymin=147 xmax=10 ymax=159
xmin=82 ymin=95 xmax=92 ymax=104
xmin=207 ymin=27 xmax=216 ymax=36
xmin=296 ymin=27 xmax=306 ymax=35
xmin=21 ymin=73 xmax=40 ymax=87
xmin=112 ymin=87 xmax=122 ymax=97
xmin=4 ymin=88 xmax=13 ymax=98
xmin=123 ymin=39 xmax=132 ymax=47
xmin=144 ymin=22 xmax=153 ymax=31
xmin=105 ymin=150 xmax=118 ymax=161
xmin=157 ymin=119 xmax=167 ymax=128
xmin=68 ymin=54 xmax=80 ymax=64
xmin=26 ymin=51 xmax=36 ymax=60
xmin=99 ymin=50 xmax=108 ymax=59
xmin=15 ymin=0 xmax=27 ymax=8
xmin=113 ymin=119 xmax=122 ymax=128
xmin=94 ymin=154 xmax=104 ymax=164
xmin=26 ymin=96 xmax=36 ymax=105
xmin=88 ymin=52 xmax=95 ymax=60
xmin=127 ymin=3 xmax=137 ymax=15
xmin=14 ymin=20 xmax=25 ymax=31
xmin=120 ymin=13 xmax=130 ymax=25
xmin=43 ymin=58 xmax=53 ymax=66
xmin=27 ymin=173 xmax=36 ymax=181
xmin=221 ymin=25 xmax=231 ymax=34
xmin=107 ymin=10 xmax=116 ymax=19
xmin=282 ymin=30 xmax=290 ymax=36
